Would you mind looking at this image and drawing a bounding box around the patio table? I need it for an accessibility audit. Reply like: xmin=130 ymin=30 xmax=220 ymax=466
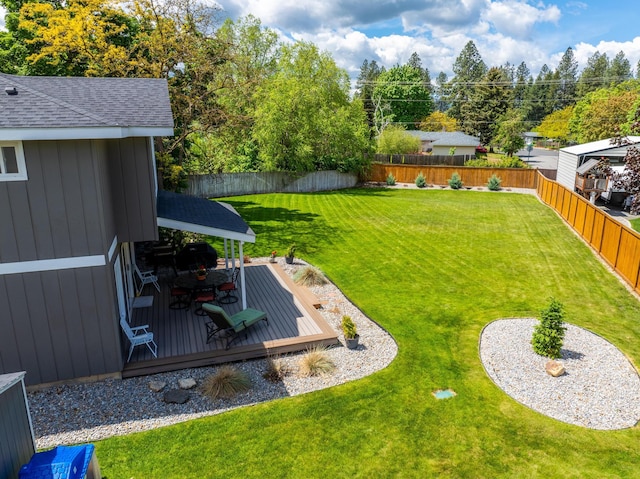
xmin=174 ymin=271 xmax=229 ymax=292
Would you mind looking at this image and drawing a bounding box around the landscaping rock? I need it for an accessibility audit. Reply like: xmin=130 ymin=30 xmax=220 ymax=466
xmin=149 ymin=380 xmax=166 ymax=393
xmin=178 ymin=378 xmax=197 ymax=390
xmin=545 ymin=360 xmax=566 ymax=377
xmin=163 ymin=389 xmax=190 ymax=404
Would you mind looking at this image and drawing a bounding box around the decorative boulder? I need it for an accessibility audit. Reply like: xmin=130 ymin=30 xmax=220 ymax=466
xmin=163 ymin=389 xmax=190 ymax=404
xmin=178 ymin=378 xmax=197 ymax=390
xmin=545 ymin=360 xmax=566 ymax=377
xmin=149 ymin=380 xmax=166 ymax=393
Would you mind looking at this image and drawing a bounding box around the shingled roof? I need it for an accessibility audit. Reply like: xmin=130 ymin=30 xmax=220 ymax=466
xmin=407 ymin=131 xmax=480 ymax=147
xmin=0 ymin=73 xmax=174 ymax=140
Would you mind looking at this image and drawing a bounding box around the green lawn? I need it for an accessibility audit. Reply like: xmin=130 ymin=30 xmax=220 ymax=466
xmin=96 ymin=189 xmax=640 ymax=478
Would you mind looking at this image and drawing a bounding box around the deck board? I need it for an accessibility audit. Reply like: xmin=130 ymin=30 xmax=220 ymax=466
xmin=122 ymin=263 xmax=337 ymax=377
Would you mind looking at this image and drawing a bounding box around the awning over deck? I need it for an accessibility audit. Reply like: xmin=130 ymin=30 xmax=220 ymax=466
xmin=576 ymin=158 xmax=600 ymax=175
xmin=156 ymin=190 xmax=255 ymax=243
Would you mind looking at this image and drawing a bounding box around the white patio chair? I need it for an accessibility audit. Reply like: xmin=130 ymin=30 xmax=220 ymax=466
xmin=120 ymin=318 xmax=158 ymax=362
xmin=134 ymin=264 xmax=160 ymax=295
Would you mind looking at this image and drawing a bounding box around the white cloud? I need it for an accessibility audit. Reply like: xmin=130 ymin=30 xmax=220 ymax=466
xmin=483 ymin=1 xmax=560 ymax=39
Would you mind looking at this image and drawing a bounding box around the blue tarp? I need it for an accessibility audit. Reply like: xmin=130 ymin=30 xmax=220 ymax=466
xmin=19 ymin=445 xmax=94 ymax=479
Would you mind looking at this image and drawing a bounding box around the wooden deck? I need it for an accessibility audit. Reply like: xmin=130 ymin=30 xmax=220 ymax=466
xmin=121 ymin=263 xmax=338 ymax=378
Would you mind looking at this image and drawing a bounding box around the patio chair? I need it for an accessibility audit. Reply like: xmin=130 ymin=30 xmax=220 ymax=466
xmin=194 ymin=287 xmax=217 ymax=316
xmin=169 ymin=285 xmax=191 ymax=310
xmin=217 ymin=268 xmax=240 ymax=304
xmin=134 ymin=264 xmax=160 ymax=295
xmin=202 ymin=303 xmax=268 ymax=349
xmin=120 ymin=318 xmax=158 ymax=362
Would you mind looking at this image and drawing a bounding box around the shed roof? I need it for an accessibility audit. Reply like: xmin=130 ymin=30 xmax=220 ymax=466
xmin=0 ymin=371 xmax=26 ymax=395
xmin=0 ymin=73 xmax=174 ymax=140
xmin=157 ymin=190 xmax=255 ymax=243
xmin=561 ymin=137 xmax=640 ymax=156
xmin=406 ymin=131 xmax=480 ymax=147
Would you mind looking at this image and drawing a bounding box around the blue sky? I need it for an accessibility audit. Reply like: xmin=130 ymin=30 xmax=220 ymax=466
xmin=216 ymin=0 xmax=640 ymax=81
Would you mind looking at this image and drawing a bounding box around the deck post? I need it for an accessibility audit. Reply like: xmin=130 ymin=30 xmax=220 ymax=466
xmin=239 ymin=241 xmax=247 ymax=309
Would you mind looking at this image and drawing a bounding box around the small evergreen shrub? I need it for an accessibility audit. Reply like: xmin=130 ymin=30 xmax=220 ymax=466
xmin=386 ymin=173 xmax=396 ymax=185
xmin=341 ymin=315 xmax=357 ymax=339
xmin=415 ymin=172 xmax=426 ymax=188
xmin=448 ymin=172 xmax=463 ymax=189
xmin=532 ymin=298 xmax=566 ymax=359
xmin=487 ymin=174 xmax=502 ymax=191
xmin=293 ymin=265 xmax=328 ymax=286
xmin=263 ymin=355 xmax=291 ymax=382
xmin=201 ymin=366 xmax=251 ymax=399
xmin=298 ymin=346 xmax=335 ymax=377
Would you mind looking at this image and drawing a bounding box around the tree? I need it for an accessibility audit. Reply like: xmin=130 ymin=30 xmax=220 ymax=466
xmin=525 ymin=64 xmax=555 ymax=126
xmin=532 ymin=298 xmax=566 ymax=359
xmin=613 ymin=107 xmax=640 ymax=214
xmin=536 ymin=106 xmax=574 ymax=145
xmin=419 ymin=111 xmax=458 ymax=132
xmin=376 ymin=125 xmax=421 ymax=154
xmin=447 ymin=41 xmax=487 ymax=121
xmin=373 ymin=63 xmax=433 ymax=129
xmin=434 ymin=71 xmax=450 ymax=111
xmin=577 ymin=51 xmax=609 ymax=97
xmin=462 ymin=67 xmax=511 ymax=147
xmin=355 ymin=59 xmax=383 ymax=129
xmin=494 ymin=109 xmax=525 ymax=156
xmin=554 ymin=47 xmax=578 ymax=110
xmin=570 ymin=81 xmax=640 ymax=143
xmin=607 ymin=51 xmax=632 ymax=86
xmin=513 ymin=61 xmax=531 ymax=109
xmin=252 ymin=41 xmax=371 ymax=173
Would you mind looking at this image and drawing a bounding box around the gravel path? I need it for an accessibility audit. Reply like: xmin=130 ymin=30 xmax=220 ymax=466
xmin=480 ymin=318 xmax=640 ymax=429
xmin=28 ymin=258 xmax=398 ymax=449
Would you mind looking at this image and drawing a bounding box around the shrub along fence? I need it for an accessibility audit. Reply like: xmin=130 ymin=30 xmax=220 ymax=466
xmin=374 ymin=153 xmax=468 ymax=166
xmin=537 ymin=172 xmax=640 ymax=295
xmin=370 ymin=163 xmax=538 ymax=189
xmin=187 ymin=170 xmax=358 ymax=198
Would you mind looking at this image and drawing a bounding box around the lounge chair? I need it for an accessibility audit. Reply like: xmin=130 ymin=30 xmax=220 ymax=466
xmin=134 ymin=264 xmax=160 ymax=295
xmin=202 ymin=304 xmax=268 ymax=349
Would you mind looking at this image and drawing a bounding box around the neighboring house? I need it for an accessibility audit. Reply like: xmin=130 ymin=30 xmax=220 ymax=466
xmin=0 ymin=73 xmax=175 ymax=386
xmin=406 ymin=131 xmax=480 ymax=156
xmin=557 ymin=137 xmax=640 ymax=204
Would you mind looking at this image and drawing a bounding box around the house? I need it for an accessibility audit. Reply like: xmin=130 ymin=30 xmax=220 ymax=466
xmin=0 ymin=73 xmax=257 ymax=388
xmin=557 ymin=137 xmax=640 ymax=204
xmin=406 ymin=131 xmax=480 ymax=157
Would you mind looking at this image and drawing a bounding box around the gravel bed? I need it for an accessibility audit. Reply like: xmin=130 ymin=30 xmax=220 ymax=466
xmin=28 ymin=258 xmax=397 ymax=449
xmin=480 ymin=318 xmax=640 ymax=429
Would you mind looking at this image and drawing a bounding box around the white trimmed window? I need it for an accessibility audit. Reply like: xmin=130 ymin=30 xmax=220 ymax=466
xmin=0 ymin=141 xmax=27 ymax=181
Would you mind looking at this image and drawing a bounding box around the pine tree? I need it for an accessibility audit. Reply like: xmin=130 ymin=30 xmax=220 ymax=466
xmin=532 ymin=298 xmax=566 ymax=359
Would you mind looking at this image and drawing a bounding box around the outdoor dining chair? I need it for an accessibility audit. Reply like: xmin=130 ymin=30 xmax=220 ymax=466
xmin=217 ymin=268 xmax=240 ymax=304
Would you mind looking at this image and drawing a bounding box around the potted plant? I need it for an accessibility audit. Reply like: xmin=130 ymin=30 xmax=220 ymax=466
xmin=285 ymin=244 xmax=296 ymax=264
xmin=196 ymin=264 xmax=207 ymax=281
xmin=342 ymin=315 xmax=359 ymax=349
xmin=269 ymin=250 xmax=277 ymax=263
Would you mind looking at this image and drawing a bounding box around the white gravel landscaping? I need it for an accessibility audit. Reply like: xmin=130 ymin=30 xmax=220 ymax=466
xmin=480 ymin=318 xmax=640 ymax=430
xmin=28 ymin=258 xmax=398 ymax=449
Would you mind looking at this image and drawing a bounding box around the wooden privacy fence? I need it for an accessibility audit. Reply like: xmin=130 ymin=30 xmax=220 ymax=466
xmin=370 ymin=163 xmax=539 ymax=189
xmin=537 ymin=173 xmax=640 ymax=295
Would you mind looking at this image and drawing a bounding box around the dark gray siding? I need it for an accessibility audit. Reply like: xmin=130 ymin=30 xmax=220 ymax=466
xmin=0 ymin=266 xmax=123 ymax=385
xmin=0 ymin=377 xmax=34 ymax=479
xmin=107 ymin=137 xmax=158 ymax=242
xmin=0 ymin=140 xmax=111 ymax=263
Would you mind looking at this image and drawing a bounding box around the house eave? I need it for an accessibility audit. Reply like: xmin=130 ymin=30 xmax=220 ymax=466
xmin=157 ymin=217 xmax=256 ymax=243
xmin=0 ymin=126 xmax=174 ymax=141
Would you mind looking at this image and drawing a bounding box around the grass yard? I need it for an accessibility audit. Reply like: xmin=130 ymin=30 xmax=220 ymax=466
xmin=96 ymin=189 xmax=640 ymax=478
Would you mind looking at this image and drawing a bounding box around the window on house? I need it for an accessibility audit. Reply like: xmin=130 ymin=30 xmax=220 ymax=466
xmin=0 ymin=142 xmax=27 ymax=181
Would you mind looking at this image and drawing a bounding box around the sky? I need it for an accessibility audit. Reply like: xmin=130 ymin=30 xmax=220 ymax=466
xmin=2 ymin=0 xmax=640 ymax=84
xmin=214 ymin=0 xmax=640 ymax=82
